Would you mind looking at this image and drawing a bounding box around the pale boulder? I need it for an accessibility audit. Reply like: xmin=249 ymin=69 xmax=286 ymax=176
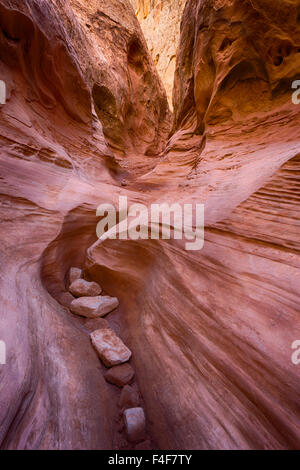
xmin=68 ymin=267 xmax=82 ymax=284
xmin=124 ymin=407 xmax=146 ymax=443
xmin=70 ymin=296 xmax=119 ymax=318
xmin=69 ymin=279 xmax=102 ymax=297
xmin=90 ymin=329 xmax=132 ymax=367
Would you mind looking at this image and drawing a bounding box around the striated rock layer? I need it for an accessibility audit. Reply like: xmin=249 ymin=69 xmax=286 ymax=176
xmin=129 ymin=0 xmax=186 ymax=109
xmin=0 ymin=0 xmax=169 ymax=449
xmin=0 ymin=0 xmax=300 ymax=450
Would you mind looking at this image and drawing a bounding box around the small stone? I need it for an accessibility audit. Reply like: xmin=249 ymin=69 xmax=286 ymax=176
xmin=90 ymin=328 xmax=132 ymax=367
xmin=69 ymin=279 xmax=102 ymax=297
xmin=124 ymin=408 xmax=146 ymax=443
xmin=119 ymin=385 xmax=140 ymax=409
xmin=104 ymin=363 xmax=135 ymax=387
xmin=70 ymin=296 xmax=119 ymax=318
xmin=68 ymin=267 xmax=82 ymax=285
xmin=135 ymin=440 xmax=152 ymax=450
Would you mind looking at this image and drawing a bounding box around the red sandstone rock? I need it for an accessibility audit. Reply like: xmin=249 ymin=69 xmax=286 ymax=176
xmin=70 ymin=296 xmax=119 ymax=318
xmin=85 ymin=0 xmax=300 ymax=451
xmin=135 ymin=440 xmax=152 ymax=450
xmin=0 ymin=0 xmax=167 ymax=450
xmin=90 ymin=329 xmax=132 ymax=367
xmin=69 ymin=279 xmax=102 ymax=297
xmin=104 ymin=363 xmax=135 ymax=387
xmin=129 ymin=0 xmax=186 ymax=109
xmin=119 ymin=385 xmax=141 ymax=410
xmin=68 ymin=267 xmax=82 ymax=285
xmin=0 ymin=0 xmax=299 ymax=453
xmin=56 ymin=291 xmax=76 ymax=309
xmin=124 ymin=408 xmax=146 ymax=443
xmin=83 ymin=318 xmax=110 ymax=333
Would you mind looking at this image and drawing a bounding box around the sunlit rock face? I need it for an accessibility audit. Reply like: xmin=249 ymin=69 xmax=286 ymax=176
xmin=129 ymin=0 xmax=186 ymax=109
xmin=0 ymin=0 xmax=300 ymax=451
xmin=0 ymin=0 xmax=169 ymax=450
xmin=86 ymin=0 xmax=300 ymax=450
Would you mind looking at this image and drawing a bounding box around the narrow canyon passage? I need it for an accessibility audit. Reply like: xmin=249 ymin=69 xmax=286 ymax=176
xmin=0 ymin=0 xmax=300 ymax=450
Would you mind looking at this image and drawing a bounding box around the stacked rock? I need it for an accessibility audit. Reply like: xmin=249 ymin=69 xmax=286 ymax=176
xmin=67 ymin=268 xmax=119 ymax=319
xmin=91 ymin=327 xmax=149 ymax=447
xmin=90 ymin=327 xmax=147 ymax=445
xmin=67 ymin=267 xmax=150 ymax=449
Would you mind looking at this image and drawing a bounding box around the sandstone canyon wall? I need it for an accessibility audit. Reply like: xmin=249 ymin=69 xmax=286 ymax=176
xmin=0 ymin=0 xmax=169 ymax=449
xmin=129 ymin=0 xmax=186 ymax=109
xmin=0 ymin=0 xmax=300 ymax=450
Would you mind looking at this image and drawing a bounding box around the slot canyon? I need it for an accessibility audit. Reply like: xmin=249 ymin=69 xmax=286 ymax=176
xmin=0 ymin=0 xmax=300 ymax=451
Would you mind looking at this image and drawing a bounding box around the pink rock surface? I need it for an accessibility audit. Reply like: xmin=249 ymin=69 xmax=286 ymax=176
xmin=84 ymin=0 xmax=300 ymax=451
xmin=104 ymin=363 xmax=135 ymax=387
xmin=124 ymin=408 xmax=146 ymax=443
xmin=83 ymin=318 xmax=110 ymax=333
xmin=68 ymin=267 xmax=82 ymax=285
xmin=70 ymin=296 xmax=119 ymax=318
xmin=119 ymin=385 xmax=141 ymax=410
xmin=0 ymin=0 xmax=299 ymax=452
xmin=69 ymin=279 xmax=102 ymax=297
xmin=0 ymin=0 xmax=167 ymax=450
xmin=135 ymin=440 xmax=152 ymax=450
